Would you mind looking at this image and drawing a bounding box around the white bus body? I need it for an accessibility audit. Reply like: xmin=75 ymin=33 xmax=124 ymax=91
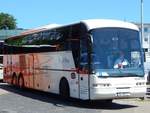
xmin=0 ymin=66 xmax=3 ymax=81
xmin=3 ymin=19 xmax=146 ymax=100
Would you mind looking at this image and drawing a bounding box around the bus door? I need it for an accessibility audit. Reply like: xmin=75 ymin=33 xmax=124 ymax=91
xmin=79 ymin=38 xmax=90 ymax=100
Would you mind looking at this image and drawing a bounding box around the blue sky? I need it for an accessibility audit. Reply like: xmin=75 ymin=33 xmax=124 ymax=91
xmin=0 ymin=0 xmax=149 ymax=29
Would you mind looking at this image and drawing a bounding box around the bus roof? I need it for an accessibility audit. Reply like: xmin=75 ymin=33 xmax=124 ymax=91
xmin=81 ymin=19 xmax=139 ymax=31
xmin=21 ymin=24 xmax=61 ymax=35
xmin=41 ymin=19 xmax=139 ymax=31
xmin=6 ymin=19 xmax=139 ymax=40
xmin=24 ymin=19 xmax=139 ymax=33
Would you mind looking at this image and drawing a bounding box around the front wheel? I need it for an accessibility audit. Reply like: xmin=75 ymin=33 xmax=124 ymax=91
xmin=59 ymin=78 xmax=70 ymax=99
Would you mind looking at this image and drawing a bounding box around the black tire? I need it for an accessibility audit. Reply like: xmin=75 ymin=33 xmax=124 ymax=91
xmin=105 ymin=99 xmax=113 ymax=103
xmin=0 ymin=79 xmax=3 ymax=83
xmin=59 ymin=78 xmax=70 ymax=99
xmin=18 ymin=75 xmax=24 ymax=89
xmin=12 ymin=75 xmax=17 ymax=86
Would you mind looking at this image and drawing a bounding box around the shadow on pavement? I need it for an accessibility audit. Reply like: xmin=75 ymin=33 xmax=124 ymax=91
xmin=0 ymin=83 xmax=138 ymax=110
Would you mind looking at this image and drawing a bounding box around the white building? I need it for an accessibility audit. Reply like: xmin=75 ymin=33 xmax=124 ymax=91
xmin=136 ymin=23 xmax=150 ymax=52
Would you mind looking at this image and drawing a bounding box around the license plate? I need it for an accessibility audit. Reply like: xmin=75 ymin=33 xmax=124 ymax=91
xmin=116 ymin=92 xmax=130 ymax=97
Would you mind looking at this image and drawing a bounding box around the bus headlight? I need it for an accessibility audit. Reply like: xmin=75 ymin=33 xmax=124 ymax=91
xmin=136 ymin=82 xmax=145 ymax=86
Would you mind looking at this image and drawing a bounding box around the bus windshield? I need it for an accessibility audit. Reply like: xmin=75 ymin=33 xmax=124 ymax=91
xmin=90 ymin=28 xmax=144 ymax=77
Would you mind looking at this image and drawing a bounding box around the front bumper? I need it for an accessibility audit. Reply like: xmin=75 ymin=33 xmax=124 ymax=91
xmin=90 ymin=86 xmax=146 ymax=100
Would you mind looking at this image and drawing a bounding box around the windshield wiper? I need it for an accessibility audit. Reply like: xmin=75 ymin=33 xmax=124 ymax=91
xmin=123 ymin=73 xmax=141 ymax=77
xmin=113 ymin=68 xmax=142 ymax=77
xmin=99 ymin=73 xmax=141 ymax=78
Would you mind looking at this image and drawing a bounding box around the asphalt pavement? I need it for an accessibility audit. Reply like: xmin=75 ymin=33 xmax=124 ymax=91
xmin=0 ymin=83 xmax=150 ymax=113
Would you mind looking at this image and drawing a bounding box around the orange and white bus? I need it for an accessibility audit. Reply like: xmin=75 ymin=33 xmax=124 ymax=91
xmin=3 ymin=19 xmax=146 ymax=101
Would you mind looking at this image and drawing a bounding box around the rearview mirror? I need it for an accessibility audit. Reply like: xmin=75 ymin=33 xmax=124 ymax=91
xmin=142 ymin=49 xmax=146 ymax=62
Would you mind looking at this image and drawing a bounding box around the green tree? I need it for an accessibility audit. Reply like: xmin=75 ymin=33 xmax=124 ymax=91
xmin=0 ymin=12 xmax=17 ymax=29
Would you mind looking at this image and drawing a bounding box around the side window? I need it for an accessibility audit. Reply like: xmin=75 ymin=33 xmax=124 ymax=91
xmin=79 ymin=38 xmax=89 ymax=73
xmin=54 ymin=28 xmax=70 ymax=51
xmin=67 ymin=26 xmax=81 ymax=68
xmin=0 ymin=56 xmax=3 ymax=64
xmin=70 ymin=39 xmax=80 ymax=67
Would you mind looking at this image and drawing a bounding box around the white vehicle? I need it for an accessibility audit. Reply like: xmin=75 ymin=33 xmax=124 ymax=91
xmin=3 ymin=19 xmax=146 ymax=101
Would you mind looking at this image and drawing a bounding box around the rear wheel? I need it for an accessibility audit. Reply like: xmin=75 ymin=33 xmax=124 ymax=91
xmin=12 ymin=75 xmax=17 ymax=86
xmin=59 ymin=78 xmax=70 ymax=99
xmin=18 ymin=76 xmax=24 ymax=88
